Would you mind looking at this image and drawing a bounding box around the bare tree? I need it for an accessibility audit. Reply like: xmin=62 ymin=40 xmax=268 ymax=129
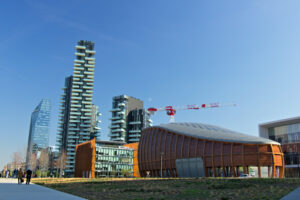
xmin=12 ymin=150 xmax=25 ymax=170
xmin=56 ymin=150 xmax=67 ymax=177
xmin=29 ymin=153 xmax=37 ymax=171
xmin=38 ymin=149 xmax=49 ymax=176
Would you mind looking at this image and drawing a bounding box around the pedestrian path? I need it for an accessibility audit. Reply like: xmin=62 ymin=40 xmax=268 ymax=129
xmin=281 ymin=186 xmax=300 ymax=200
xmin=0 ymin=178 xmax=86 ymax=200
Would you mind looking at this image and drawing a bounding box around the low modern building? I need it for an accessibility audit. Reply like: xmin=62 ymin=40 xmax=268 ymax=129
xmin=138 ymin=122 xmax=284 ymax=178
xmin=259 ymin=117 xmax=300 ymax=177
xmin=75 ymin=139 xmax=134 ymax=178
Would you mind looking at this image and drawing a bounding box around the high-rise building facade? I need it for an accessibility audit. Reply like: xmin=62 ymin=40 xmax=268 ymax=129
xmin=57 ymin=40 xmax=100 ymax=175
xmin=109 ymin=95 xmax=152 ymax=143
xmin=26 ymin=99 xmax=51 ymax=169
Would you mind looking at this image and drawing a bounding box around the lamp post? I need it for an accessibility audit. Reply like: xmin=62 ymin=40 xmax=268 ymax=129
xmin=161 ymin=152 xmax=164 ymax=178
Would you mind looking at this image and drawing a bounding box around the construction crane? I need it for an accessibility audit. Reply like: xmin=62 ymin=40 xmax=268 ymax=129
xmin=147 ymin=103 xmax=236 ymax=123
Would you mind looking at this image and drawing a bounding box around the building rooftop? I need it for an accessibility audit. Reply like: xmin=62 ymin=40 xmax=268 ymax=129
xmin=153 ymin=122 xmax=279 ymax=145
xmin=259 ymin=116 xmax=300 ymax=128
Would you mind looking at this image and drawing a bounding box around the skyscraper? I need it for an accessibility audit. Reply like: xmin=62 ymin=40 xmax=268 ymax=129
xmin=109 ymin=95 xmax=152 ymax=143
xmin=56 ymin=40 xmax=100 ymax=176
xmin=26 ymin=99 xmax=51 ymax=169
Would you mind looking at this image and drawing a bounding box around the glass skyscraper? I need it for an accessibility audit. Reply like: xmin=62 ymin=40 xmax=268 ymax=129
xmin=26 ymin=99 xmax=51 ymax=169
xmin=57 ymin=40 xmax=100 ymax=176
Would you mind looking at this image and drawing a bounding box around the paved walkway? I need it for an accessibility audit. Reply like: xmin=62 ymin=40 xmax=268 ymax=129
xmin=281 ymin=186 xmax=300 ymax=200
xmin=0 ymin=178 xmax=86 ymax=200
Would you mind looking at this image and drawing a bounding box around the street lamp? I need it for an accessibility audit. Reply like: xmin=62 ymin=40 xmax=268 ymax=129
xmin=160 ymin=152 xmax=164 ymax=178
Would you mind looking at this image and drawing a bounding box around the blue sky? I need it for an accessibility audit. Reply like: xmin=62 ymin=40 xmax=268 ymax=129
xmin=1 ymin=0 xmax=300 ymax=169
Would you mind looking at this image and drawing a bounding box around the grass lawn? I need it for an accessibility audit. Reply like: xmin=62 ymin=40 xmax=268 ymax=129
xmin=32 ymin=178 xmax=300 ymax=200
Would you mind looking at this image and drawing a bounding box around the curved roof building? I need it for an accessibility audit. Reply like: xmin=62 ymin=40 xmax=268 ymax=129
xmin=138 ymin=122 xmax=284 ymax=178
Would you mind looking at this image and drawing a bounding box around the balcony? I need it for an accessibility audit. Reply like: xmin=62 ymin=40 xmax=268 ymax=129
xmin=84 ymin=64 xmax=94 ymax=68
xmin=71 ymin=104 xmax=81 ymax=108
xmin=73 ymin=81 xmax=83 ymax=85
xmin=69 ymin=128 xmax=80 ymax=131
xmin=73 ymin=70 xmax=80 ymax=74
xmin=72 ymin=97 xmax=82 ymax=100
xmin=87 ymin=68 xmax=94 ymax=72
xmin=83 ymin=86 xmax=93 ymax=89
xmin=111 ymin=128 xmax=125 ymax=133
xmin=75 ymin=45 xmax=86 ymax=50
xmin=70 ymin=111 xmax=81 ymax=115
xmin=80 ymin=124 xmax=90 ymax=127
xmin=118 ymin=103 xmax=126 ymax=107
xmin=69 ymin=116 xmax=79 ymax=119
xmin=85 ymin=90 xmax=93 ymax=93
xmin=129 ymin=130 xmax=141 ymax=133
xmin=75 ymin=52 xmax=85 ymax=57
xmin=68 ymin=136 xmax=79 ymax=139
xmin=69 ymin=120 xmax=80 ymax=123
xmin=72 ymin=85 xmax=80 ymax=88
xmin=84 ymin=71 xmax=94 ymax=75
xmin=83 ymin=78 xmax=93 ymax=82
xmin=74 ymin=59 xmax=85 ymax=63
xmin=73 ymin=74 xmax=84 ymax=78
xmin=72 ymin=89 xmax=83 ymax=92
xmin=74 ymin=63 xmax=81 ymax=67
xmin=117 ymin=111 xmax=125 ymax=115
xmin=128 ymin=138 xmax=140 ymax=142
xmin=81 ymin=108 xmax=91 ymax=112
xmin=71 ymin=92 xmax=79 ymax=96
xmin=88 ymin=61 xmax=95 ymax=64
xmin=82 ymin=93 xmax=92 ymax=97
xmin=82 ymin=101 xmax=92 ymax=104
xmin=111 ymin=120 xmax=125 ymax=124
xmin=85 ymin=57 xmax=95 ymax=61
xmin=129 ymin=121 xmax=141 ymax=125
xmin=74 ymin=66 xmax=84 ymax=71
xmin=86 ymin=50 xmax=96 ymax=54
xmin=128 ymin=134 xmax=141 ymax=138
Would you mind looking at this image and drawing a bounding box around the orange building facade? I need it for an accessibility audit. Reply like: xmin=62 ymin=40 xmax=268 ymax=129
xmin=138 ymin=123 xmax=284 ymax=178
xmin=124 ymin=142 xmax=140 ymax=177
xmin=75 ymin=138 xmax=96 ymax=178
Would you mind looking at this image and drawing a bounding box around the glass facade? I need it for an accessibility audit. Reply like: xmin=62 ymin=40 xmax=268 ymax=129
xmin=267 ymin=122 xmax=300 ymax=176
xmin=268 ymin=123 xmax=300 ymax=144
xmin=26 ymin=99 xmax=51 ymax=169
xmin=94 ymin=144 xmax=133 ymax=177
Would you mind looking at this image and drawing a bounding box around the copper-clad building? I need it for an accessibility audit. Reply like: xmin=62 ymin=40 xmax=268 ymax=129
xmin=138 ymin=123 xmax=284 ymax=178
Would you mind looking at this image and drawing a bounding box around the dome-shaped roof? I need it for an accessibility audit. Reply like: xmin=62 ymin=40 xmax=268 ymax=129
xmin=152 ymin=122 xmax=279 ymax=145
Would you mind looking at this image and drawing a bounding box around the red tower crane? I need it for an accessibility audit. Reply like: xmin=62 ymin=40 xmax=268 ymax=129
xmin=147 ymin=103 xmax=236 ymax=122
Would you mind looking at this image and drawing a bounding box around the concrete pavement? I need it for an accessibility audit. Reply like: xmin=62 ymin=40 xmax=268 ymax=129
xmin=281 ymin=186 xmax=300 ymax=200
xmin=0 ymin=178 xmax=86 ymax=200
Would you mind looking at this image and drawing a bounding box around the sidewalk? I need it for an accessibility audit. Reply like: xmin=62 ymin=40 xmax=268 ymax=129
xmin=0 ymin=178 xmax=86 ymax=200
xmin=281 ymin=186 xmax=300 ymax=200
